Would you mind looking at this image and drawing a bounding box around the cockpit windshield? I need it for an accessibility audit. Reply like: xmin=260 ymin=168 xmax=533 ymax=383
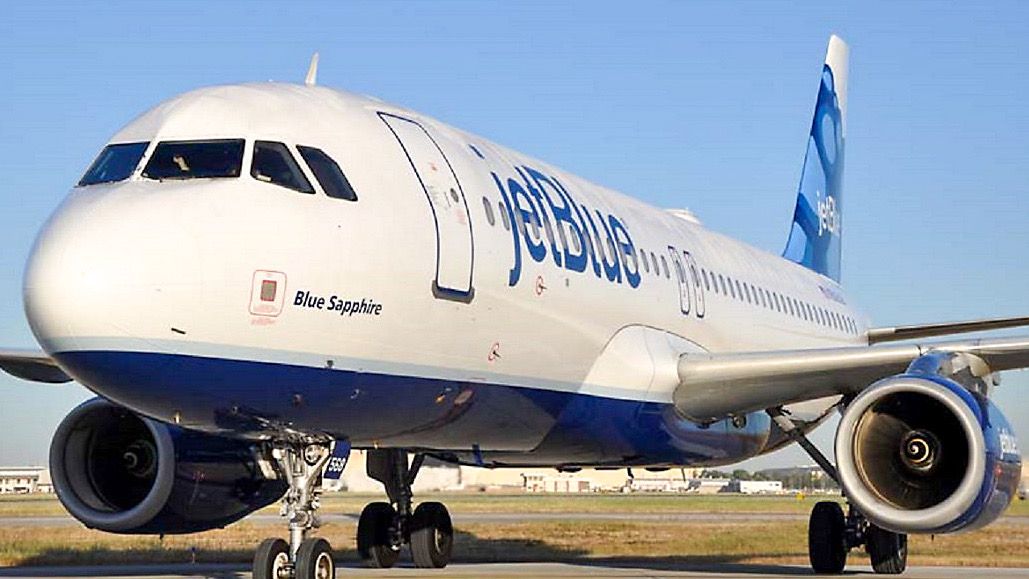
xmin=142 ymin=139 xmax=244 ymax=180
xmin=78 ymin=142 xmax=149 ymax=186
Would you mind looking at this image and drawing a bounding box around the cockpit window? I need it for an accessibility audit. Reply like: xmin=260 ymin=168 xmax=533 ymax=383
xmin=251 ymin=141 xmax=314 ymax=194
xmin=297 ymin=145 xmax=358 ymax=201
xmin=78 ymin=142 xmax=149 ymax=186
xmin=142 ymin=139 xmax=244 ymax=180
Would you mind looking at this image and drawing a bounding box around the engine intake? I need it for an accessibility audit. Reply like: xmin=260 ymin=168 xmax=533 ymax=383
xmin=836 ymin=373 xmax=1021 ymax=534
xmin=51 ymin=398 xmax=287 ymax=534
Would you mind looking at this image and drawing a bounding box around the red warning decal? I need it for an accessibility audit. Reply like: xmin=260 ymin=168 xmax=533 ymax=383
xmin=250 ymin=270 xmax=287 ymax=317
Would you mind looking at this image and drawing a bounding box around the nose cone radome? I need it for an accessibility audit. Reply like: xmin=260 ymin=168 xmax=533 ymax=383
xmin=24 ymin=185 xmax=203 ymax=357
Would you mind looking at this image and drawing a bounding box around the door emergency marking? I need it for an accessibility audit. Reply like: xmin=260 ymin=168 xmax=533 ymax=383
xmin=250 ymin=270 xmax=287 ymax=317
xmin=684 ymin=251 xmax=705 ymax=318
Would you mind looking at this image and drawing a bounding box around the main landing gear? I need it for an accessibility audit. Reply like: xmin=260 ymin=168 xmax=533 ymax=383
xmin=358 ymin=449 xmax=454 ymax=568
xmin=767 ymin=409 xmax=908 ymax=575
xmin=253 ymin=441 xmax=334 ymax=579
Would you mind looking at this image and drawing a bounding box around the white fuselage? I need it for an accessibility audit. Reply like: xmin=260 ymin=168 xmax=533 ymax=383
xmin=23 ymin=83 xmax=868 ymax=466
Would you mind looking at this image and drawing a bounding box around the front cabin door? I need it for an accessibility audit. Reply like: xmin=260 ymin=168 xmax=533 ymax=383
xmin=380 ymin=113 xmax=474 ymax=301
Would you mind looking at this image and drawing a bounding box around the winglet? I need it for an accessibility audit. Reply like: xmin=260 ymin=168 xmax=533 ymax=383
xmin=305 ymin=53 xmax=320 ymax=87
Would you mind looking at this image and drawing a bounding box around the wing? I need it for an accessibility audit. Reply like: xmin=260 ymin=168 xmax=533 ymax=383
xmin=0 ymin=349 xmax=73 ymax=383
xmin=675 ymin=335 xmax=1029 ymax=422
xmin=866 ymin=315 xmax=1029 ymax=343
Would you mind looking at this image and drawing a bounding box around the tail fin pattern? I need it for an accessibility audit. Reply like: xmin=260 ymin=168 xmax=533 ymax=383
xmin=783 ymin=35 xmax=849 ymax=282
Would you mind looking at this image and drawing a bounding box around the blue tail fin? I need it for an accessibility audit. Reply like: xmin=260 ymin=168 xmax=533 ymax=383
xmin=783 ymin=35 xmax=849 ymax=283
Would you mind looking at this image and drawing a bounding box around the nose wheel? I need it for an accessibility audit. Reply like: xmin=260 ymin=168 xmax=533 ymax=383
xmin=253 ymin=441 xmax=336 ymax=579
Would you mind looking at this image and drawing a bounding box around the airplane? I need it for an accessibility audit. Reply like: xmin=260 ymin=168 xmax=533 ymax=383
xmin=1 ymin=34 xmax=1026 ymax=578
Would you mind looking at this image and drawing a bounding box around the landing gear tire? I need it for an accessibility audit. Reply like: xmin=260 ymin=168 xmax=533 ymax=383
xmin=866 ymin=525 xmax=908 ymax=575
xmin=809 ymin=501 xmax=848 ymax=574
xmin=253 ymin=537 xmax=290 ymax=579
xmin=358 ymin=501 xmax=400 ymax=568
xmin=295 ymin=537 xmax=335 ymax=579
xmin=410 ymin=501 xmax=454 ymax=568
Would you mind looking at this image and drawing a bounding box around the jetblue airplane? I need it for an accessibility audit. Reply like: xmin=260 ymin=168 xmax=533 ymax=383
xmin=2 ymin=36 xmax=1026 ymax=577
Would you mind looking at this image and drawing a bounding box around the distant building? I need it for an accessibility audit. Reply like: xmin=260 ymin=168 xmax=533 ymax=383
xmin=726 ymin=480 xmax=784 ymax=494
xmin=0 ymin=467 xmax=52 ymax=494
xmin=687 ymin=478 xmax=732 ymax=494
xmin=757 ymin=465 xmax=838 ymax=492
xmin=522 ymin=474 xmax=594 ymax=493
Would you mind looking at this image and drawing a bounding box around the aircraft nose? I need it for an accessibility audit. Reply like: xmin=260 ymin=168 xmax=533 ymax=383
xmin=24 ymin=186 xmax=202 ymax=356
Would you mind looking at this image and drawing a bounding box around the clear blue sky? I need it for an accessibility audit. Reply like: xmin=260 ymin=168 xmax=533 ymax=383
xmin=0 ymin=1 xmax=1026 ymax=469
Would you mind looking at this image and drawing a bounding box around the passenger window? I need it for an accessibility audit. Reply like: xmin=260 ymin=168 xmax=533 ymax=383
xmin=569 ymin=228 xmax=581 ymax=253
xmin=251 ymin=141 xmax=313 ymax=193
xmin=79 ymin=142 xmax=149 ymax=186
xmin=623 ymin=244 xmax=639 ymax=273
xmin=583 ymin=229 xmax=595 ymax=257
xmin=640 ymin=249 xmax=651 ymax=273
xmin=143 ymin=139 xmax=244 ymax=180
xmin=529 ymin=213 xmax=542 ymax=241
xmin=297 ymin=145 xmax=358 ymax=200
xmin=482 ymin=197 xmax=496 ymax=226
xmin=498 ymin=201 xmax=511 ymax=231
xmin=701 ymin=269 xmax=710 ymax=291
xmin=719 ymin=275 xmax=727 ymax=295
xmin=660 ymin=256 xmax=669 ymax=278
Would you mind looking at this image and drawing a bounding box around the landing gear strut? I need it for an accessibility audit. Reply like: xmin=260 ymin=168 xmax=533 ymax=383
xmin=357 ymin=449 xmax=454 ymax=568
xmin=253 ymin=441 xmax=334 ymax=579
xmin=768 ymin=408 xmax=907 ymax=575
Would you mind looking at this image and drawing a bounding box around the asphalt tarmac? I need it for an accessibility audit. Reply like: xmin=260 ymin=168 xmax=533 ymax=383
xmin=1 ymin=514 xmax=1026 ymax=577
xmin=0 ymin=562 xmax=1027 ymax=578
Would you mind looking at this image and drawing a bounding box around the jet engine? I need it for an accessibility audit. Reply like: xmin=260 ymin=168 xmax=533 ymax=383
xmin=836 ymin=366 xmax=1021 ymax=535
xmin=50 ymin=398 xmax=287 ymax=534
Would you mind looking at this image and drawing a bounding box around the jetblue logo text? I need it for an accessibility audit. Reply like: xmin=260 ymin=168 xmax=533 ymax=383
xmin=817 ymin=192 xmax=840 ymax=237
xmin=490 ymin=164 xmax=641 ymax=288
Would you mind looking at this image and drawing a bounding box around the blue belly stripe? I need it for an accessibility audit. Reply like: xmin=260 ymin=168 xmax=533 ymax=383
xmin=54 ymin=350 xmax=771 ymax=467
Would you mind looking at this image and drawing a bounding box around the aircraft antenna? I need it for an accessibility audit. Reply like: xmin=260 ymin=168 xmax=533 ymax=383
xmin=305 ymin=53 xmax=320 ymax=86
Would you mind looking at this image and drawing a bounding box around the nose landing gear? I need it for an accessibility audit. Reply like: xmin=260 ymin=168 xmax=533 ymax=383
xmin=357 ymin=449 xmax=454 ymax=568
xmin=253 ymin=441 xmax=334 ymax=579
xmin=768 ymin=408 xmax=908 ymax=575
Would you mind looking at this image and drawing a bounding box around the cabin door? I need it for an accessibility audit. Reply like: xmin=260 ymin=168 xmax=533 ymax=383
xmin=667 ymin=246 xmax=692 ymax=315
xmin=380 ymin=113 xmax=474 ymax=300
xmin=683 ymin=251 xmax=705 ymax=318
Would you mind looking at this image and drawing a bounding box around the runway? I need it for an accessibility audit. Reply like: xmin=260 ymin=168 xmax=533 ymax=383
xmin=0 ymin=562 xmax=1027 ymax=578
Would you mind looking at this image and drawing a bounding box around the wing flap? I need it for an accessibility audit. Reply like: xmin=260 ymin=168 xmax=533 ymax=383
xmin=0 ymin=349 xmax=72 ymax=384
xmin=675 ymin=336 xmax=1029 ymax=422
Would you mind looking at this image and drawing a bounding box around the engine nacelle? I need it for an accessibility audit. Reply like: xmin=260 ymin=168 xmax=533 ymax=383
xmin=50 ymin=398 xmax=287 ymax=534
xmin=836 ymin=373 xmax=1021 ymax=534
